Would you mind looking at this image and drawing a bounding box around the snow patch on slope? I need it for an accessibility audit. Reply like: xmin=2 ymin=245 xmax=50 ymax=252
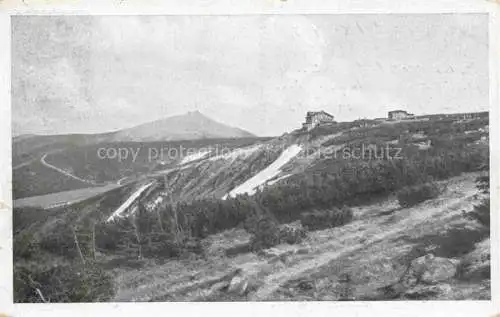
xmin=106 ymin=181 xmax=156 ymax=222
xmin=180 ymin=150 xmax=212 ymax=165
xmin=223 ymin=144 xmax=302 ymax=199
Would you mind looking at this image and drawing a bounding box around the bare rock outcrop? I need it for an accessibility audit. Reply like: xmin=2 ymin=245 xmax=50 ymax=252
xmin=228 ymin=274 xmax=249 ymax=296
xmin=403 ymin=284 xmax=452 ymax=299
xmin=371 ymin=254 xmax=460 ymax=300
xmin=401 ymin=254 xmax=458 ymax=287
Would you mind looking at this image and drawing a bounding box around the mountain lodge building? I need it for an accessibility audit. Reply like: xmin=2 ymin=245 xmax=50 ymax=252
xmin=302 ymin=111 xmax=335 ymax=131
xmin=388 ymin=110 xmax=415 ymax=120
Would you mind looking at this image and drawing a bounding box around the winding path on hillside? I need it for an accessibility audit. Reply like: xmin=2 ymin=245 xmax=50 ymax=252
xmin=40 ymin=153 xmax=97 ymax=185
xmin=13 ymin=157 xmax=38 ymax=170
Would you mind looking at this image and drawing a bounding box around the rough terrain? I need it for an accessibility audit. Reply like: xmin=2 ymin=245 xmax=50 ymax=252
xmin=111 ymin=172 xmax=489 ymax=301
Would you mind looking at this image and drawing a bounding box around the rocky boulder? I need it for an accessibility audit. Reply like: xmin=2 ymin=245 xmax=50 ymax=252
xmin=419 ymin=256 xmax=459 ymax=284
xmin=228 ymin=274 xmax=249 ymax=296
xmin=361 ymin=253 xmax=465 ymax=300
xmin=400 ymin=254 xmax=458 ymax=287
xmin=226 ymin=266 xmax=267 ymax=296
xmin=403 ymin=284 xmax=452 ymax=300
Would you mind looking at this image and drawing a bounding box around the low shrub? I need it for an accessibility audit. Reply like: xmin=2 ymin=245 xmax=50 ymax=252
xmin=250 ymin=218 xmax=309 ymax=251
xmin=278 ymin=221 xmax=308 ymax=244
xmin=433 ymin=228 xmax=488 ymax=259
xmin=300 ymin=206 xmax=353 ymax=231
xmin=179 ymin=238 xmax=204 ymax=257
xmin=14 ymin=262 xmax=115 ymax=303
xmin=465 ymin=199 xmax=490 ymax=230
xmin=250 ymin=216 xmax=280 ymax=251
xmin=475 ymin=173 xmax=490 ymax=194
xmin=464 ymin=173 xmax=490 ymax=230
xmin=396 ymin=182 xmax=440 ymax=208
xmin=142 ymin=234 xmax=184 ymax=259
xmin=242 ymin=213 xmax=261 ymax=235
xmin=456 ymin=258 xmax=490 ymax=282
xmin=455 ymin=239 xmax=490 ymax=281
xmin=406 ymin=227 xmax=488 ymax=259
xmin=100 ymin=256 xmax=148 ymax=270
xmin=14 ymin=231 xmax=40 ymax=260
xmin=38 ymin=235 xmax=80 ymax=258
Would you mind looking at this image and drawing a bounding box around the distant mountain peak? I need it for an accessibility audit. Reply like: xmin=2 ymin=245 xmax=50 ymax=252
xmin=184 ymin=110 xmax=211 ymax=120
xmin=111 ymin=111 xmax=255 ymax=142
xmin=185 ymin=110 xmax=200 ymax=116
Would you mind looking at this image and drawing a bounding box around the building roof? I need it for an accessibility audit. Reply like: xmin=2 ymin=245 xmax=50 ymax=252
xmin=306 ymin=110 xmax=334 ymax=118
xmin=388 ymin=110 xmax=408 ymax=114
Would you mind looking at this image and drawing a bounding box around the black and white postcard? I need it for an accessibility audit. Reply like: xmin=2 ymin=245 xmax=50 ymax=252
xmin=0 ymin=1 xmax=498 ymax=316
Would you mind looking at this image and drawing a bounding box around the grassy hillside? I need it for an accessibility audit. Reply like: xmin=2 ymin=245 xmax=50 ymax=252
xmin=13 ymin=161 xmax=94 ymax=199
xmin=109 ymin=173 xmax=489 ymax=301
xmin=13 ymin=184 xmax=122 ymax=210
xmin=12 ymin=137 xmax=271 ymax=199
xmin=12 ymin=113 xmax=490 ymax=302
xmin=44 ymin=137 xmax=271 ymax=183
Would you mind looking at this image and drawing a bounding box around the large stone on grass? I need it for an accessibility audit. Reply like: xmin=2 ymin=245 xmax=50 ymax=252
xmin=420 ymin=257 xmax=459 ymax=284
xmin=401 ymin=254 xmax=458 ymax=287
xmin=226 ymin=267 xmax=264 ymax=296
xmin=403 ymin=284 xmax=452 ymax=300
xmin=228 ymin=275 xmax=249 ymax=296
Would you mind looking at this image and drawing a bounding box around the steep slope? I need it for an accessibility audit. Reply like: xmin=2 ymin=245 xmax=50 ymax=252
xmin=12 ymin=132 xmax=112 ymax=160
xmin=88 ymin=113 xmax=490 ymax=212
xmin=112 ymin=172 xmax=489 ymax=301
xmin=223 ymin=144 xmax=303 ymax=198
xmin=110 ymin=111 xmax=255 ymax=142
xmin=12 ymin=113 xmax=490 ymax=303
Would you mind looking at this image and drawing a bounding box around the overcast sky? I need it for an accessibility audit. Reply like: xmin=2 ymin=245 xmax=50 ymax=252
xmin=12 ymin=14 xmax=488 ymax=137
